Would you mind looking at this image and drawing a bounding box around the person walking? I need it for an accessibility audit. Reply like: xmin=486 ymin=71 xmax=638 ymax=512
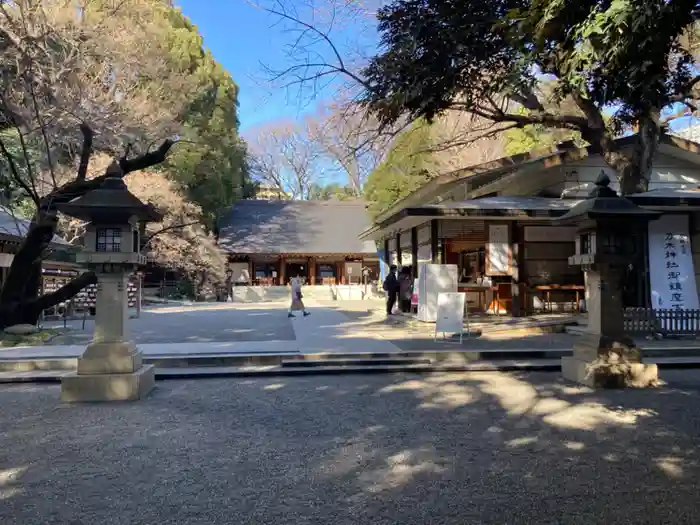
xmin=398 ymin=267 xmax=413 ymax=313
xmin=288 ymin=276 xmax=310 ymax=318
xmin=383 ymin=265 xmax=399 ymax=316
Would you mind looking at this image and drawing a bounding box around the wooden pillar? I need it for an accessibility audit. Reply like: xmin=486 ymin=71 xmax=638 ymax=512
xmin=248 ymin=259 xmax=254 ymax=285
xmin=411 ymin=227 xmax=418 ymax=278
xmin=640 ymin=223 xmax=651 ymax=308
xmin=337 ymin=261 xmax=344 ymax=284
xmin=308 ymin=257 xmax=316 ymax=285
xmin=510 ymin=223 xmax=524 ymax=317
xmin=395 ymin=231 xmax=401 ymax=268
xmin=278 ymin=257 xmax=285 ymax=285
xmin=430 ymin=219 xmax=440 ymax=264
xmin=383 ymin=239 xmax=390 ymax=266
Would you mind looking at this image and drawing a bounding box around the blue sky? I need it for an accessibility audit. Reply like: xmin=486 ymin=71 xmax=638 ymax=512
xmin=175 ymin=0 xmax=375 ymax=134
xmin=174 ymin=1 xmax=698 ymax=139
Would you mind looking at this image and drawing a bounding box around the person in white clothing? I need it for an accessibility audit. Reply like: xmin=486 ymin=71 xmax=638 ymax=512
xmin=288 ymin=276 xmax=310 ymax=318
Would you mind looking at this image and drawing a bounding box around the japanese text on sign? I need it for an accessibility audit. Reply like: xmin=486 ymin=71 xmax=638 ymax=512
xmin=664 ymin=232 xmax=684 ymax=309
xmin=648 ymin=214 xmax=700 ymax=311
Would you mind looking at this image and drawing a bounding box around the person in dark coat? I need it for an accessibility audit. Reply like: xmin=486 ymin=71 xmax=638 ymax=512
xmin=398 ymin=267 xmax=413 ymax=313
xmin=383 ymin=265 xmax=399 ymax=315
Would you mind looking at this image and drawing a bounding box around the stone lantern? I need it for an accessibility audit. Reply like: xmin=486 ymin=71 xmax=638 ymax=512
xmin=57 ymin=174 xmax=162 ymax=402
xmin=557 ymin=172 xmax=661 ymax=388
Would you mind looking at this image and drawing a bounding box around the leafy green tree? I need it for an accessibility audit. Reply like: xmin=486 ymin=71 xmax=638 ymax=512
xmin=364 ymin=120 xmax=435 ymax=217
xmin=159 ymin=10 xmax=250 ymax=228
xmin=502 ymin=85 xmax=587 ymax=156
xmin=307 ymin=182 xmax=357 ymax=200
xmin=0 ymin=0 xmax=248 ymax=327
xmin=362 ymin=0 xmax=700 ymax=194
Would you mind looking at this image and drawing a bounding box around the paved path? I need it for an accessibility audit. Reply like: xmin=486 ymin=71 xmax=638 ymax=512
xmin=6 ymin=302 xmax=695 ymax=360
xmin=4 ymin=303 xmax=407 ymax=358
xmin=2 ymin=370 xmax=700 ymax=524
xmin=46 ymin=303 xmax=297 ymax=345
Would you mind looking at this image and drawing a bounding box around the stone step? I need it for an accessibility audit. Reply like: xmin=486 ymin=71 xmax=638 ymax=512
xmin=3 ymin=355 xmax=700 ymax=384
xmin=0 ymin=359 xmax=562 ymax=383
xmin=2 ymin=346 xmax=699 ymax=375
xmin=0 ymin=358 xmax=77 ymax=372
xmin=565 ymin=325 xmax=588 ymax=336
xmin=280 ymin=357 xmax=434 ymax=368
xmin=0 ymin=352 xmax=300 ymax=372
xmin=638 ymin=347 xmax=700 ymax=358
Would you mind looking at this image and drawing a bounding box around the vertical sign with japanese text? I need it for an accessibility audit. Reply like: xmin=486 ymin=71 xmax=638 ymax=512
xmin=486 ymin=224 xmax=510 ymax=276
xmin=648 ymin=214 xmax=699 ymax=311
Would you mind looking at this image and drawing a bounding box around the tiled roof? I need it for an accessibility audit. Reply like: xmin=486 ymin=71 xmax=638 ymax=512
xmin=0 ymin=206 xmax=70 ymax=245
xmin=217 ymin=200 xmax=377 ymax=255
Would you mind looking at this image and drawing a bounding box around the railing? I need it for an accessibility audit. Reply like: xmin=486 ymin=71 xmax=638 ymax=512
xmin=624 ymin=308 xmax=700 ymax=336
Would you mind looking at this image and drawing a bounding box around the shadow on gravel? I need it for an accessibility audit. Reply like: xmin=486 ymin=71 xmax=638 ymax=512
xmin=0 ymin=370 xmax=699 ymax=524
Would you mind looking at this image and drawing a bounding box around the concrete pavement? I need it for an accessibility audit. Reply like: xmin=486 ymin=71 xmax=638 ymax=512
xmin=6 ymin=301 xmax=700 ymax=360
xmin=6 ymin=302 xmax=407 ymax=358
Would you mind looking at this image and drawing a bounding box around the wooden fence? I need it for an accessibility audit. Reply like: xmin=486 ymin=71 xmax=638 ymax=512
xmin=624 ymin=308 xmax=700 ymax=336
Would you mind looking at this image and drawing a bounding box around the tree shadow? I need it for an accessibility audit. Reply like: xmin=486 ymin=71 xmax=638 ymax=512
xmin=312 ymin=370 xmax=700 ymax=523
xmin=1 ymin=371 xmax=699 ymax=523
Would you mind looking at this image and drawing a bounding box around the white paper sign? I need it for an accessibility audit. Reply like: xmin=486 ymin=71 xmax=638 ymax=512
xmin=487 ymin=224 xmax=510 ymax=275
xmin=0 ymin=253 xmax=13 ymax=267
xmin=648 ymin=214 xmax=700 ymax=311
xmin=417 ymin=244 xmax=432 ymax=263
xmin=435 ymin=292 xmax=466 ymax=335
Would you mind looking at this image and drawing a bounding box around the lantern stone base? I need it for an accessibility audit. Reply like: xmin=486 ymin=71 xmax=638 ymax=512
xmin=61 ymin=365 xmax=155 ymax=402
xmin=76 ymin=341 xmax=143 ymax=375
xmin=562 ymin=333 xmax=660 ymax=388
xmin=61 ymin=342 xmax=155 ymax=402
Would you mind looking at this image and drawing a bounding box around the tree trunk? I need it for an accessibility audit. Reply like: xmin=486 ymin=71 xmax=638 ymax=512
xmin=0 ymin=271 xmax=97 ymax=329
xmin=0 ymin=137 xmax=175 ymax=330
xmin=624 ymin=112 xmax=661 ymax=195
xmin=0 ymin=210 xmax=57 ymax=308
xmin=0 ymin=209 xmax=93 ymax=328
xmin=594 ymin=129 xmax=657 ymax=196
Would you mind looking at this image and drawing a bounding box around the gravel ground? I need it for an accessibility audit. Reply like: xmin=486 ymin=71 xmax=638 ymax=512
xmin=1 ymin=371 xmax=700 ymax=524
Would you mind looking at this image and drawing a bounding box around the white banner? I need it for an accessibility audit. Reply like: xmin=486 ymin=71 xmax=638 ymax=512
xmin=487 ymin=224 xmax=510 ymax=276
xmin=648 ymin=214 xmax=699 ymax=311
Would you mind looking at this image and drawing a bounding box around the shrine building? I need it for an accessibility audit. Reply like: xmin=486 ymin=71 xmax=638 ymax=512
xmin=216 ymin=199 xmax=380 ymax=299
xmin=360 ymin=134 xmax=700 ymax=318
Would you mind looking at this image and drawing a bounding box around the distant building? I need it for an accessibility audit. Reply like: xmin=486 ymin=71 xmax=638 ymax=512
xmin=253 ymin=184 xmax=290 ymax=200
xmin=674 ymin=123 xmax=700 ymax=142
xmin=361 ymin=133 xmax=700 ymax=316
xmin=216 ymin=199 xmax=379 ymax=286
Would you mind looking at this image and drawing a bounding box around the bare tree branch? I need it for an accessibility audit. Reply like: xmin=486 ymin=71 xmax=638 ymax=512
xmin=119 ymin=138 xmax=176 ymax=174
xmin=250 ymin=1 xmax=371 ymax=91
xmin=142 ymin=220 xmax=202 ymax=247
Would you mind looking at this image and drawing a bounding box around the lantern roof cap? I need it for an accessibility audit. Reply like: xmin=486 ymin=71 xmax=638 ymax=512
xmin=557 ymin=171 xmax=661 ymax=223
xmin=56 ymin=175 xmax=162 ymax=223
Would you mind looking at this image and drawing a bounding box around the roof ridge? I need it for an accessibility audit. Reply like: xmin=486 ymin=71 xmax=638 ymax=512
xmin=233 ymin=199 xmax=367 ymax=206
